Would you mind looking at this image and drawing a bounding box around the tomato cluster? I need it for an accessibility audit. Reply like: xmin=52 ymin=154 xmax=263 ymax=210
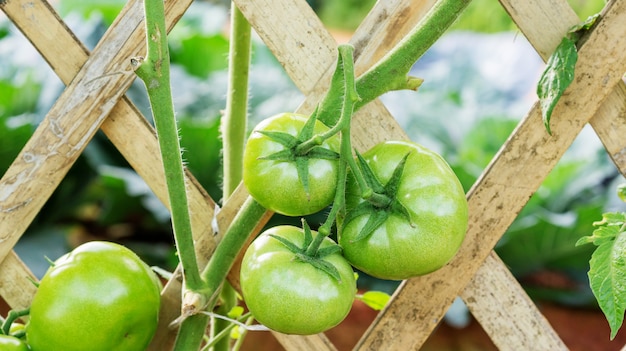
xmin=22 ymin=241 xmax=161 ymax=351
xmin=240 ymin=112 xmax=468 ymax=335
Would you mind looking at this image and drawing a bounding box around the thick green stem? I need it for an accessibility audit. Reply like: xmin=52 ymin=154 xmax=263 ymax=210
xmin=133 ymin=0 xmax=203 ymax=292
xmin=173 ymin=197 xmax=266 ymax=350
xmin=214 ymin=4 xmax=252 ymax=351
xmin=317 ymin=45 xmax=359 ymax=237
xmin=222 ymin=4 xmax=252 ymax=198
xmin=173 ymin=314 xmax=210 ymax=351
xmin=317 ymin=0 xmax=470 ymax=127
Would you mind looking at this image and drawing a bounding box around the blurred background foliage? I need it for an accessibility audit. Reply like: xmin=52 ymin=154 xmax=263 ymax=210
xmin=0 ymin=0 xmax=618 ymax=312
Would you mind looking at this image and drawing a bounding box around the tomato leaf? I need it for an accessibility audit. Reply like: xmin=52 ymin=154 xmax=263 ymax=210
xmin=357 ymin=291 xmax=390 ymax=311
xmin=536 ymin=36 xmax=578 ymax=135
xmin=588 ymin=231 xmax=626 ymax=339
xmin=569 ymin=13 xmax=600 ymax=34
xmin=577 ymin=212 xmax=626 ymax=339
xmin=577 ymin=213 xmax=626 ymax=247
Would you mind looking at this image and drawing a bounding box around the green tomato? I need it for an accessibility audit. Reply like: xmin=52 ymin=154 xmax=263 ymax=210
xmin=340 ymin=140 xmax=468 ymax=280
xmin=26 ymin=241 xmax=161 ymax=351
xmin=243 ymin=113 xmax=340 ymax=216
xmin=240 ymin=226 xmax=356 ymax=335
xmin=0 ymin=334 xmax=29 ymax=351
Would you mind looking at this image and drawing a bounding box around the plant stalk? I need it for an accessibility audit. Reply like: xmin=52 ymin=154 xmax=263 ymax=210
xmin=173 ymin=197 xmax=267 ymax=350
xmin=133 ymin=0 xmax=203 ymax=292
xmin=317 ymin=0 xmax=470 ymax=127
xmin=222 ymin=4 xmax=252 ymax=199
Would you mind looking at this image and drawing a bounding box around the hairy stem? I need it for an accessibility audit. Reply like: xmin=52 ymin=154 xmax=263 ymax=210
xmin=317 ymin=0 xmax=470 ymax=127
xmin=133 ymin=0 xmax=203 ymax=291
xmin=213 ymin=4 xmax=252 ymax=351
xmin=173 ymin=197 xmax=266 ymax=350
xmin=222 ymin=4 xmax=252 ymax=199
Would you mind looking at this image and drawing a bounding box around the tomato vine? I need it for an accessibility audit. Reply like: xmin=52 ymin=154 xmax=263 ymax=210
xmin=132 ymin=0 xmax=472 ymax=349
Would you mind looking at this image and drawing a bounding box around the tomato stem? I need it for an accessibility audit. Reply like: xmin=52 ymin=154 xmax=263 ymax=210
xmin=173 ymin=197 xmax=267 ymax=350
xmin=318 ymin=44 xmax=359 ymax=237
xmin=221 ymin=3 xmax=252 ymax=199
xmin=215 ymin=4 xmax=252 ymax=350
xmin=0 ymin=308 xmax=29 ymax=336
xmin=133 ymin=0 xmax=204 ymax=292
xmin=316 ymin=0 xmax=470 ymax=127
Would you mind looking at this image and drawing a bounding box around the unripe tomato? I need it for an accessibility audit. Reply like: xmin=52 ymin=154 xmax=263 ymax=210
xmin=26 ymin=241 xmax=161 ymax=351
xmin=243 ymin=113 xmax=340 ymax=216
xmin=0 ymin=334 xmax=29 ymax=351
xmin=340 ymin=141 xmax=468 ymax=280
xmin=240 ymin=226 xmax=356 ymax=334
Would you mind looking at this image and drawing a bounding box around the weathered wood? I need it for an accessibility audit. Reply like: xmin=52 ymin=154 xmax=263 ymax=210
xmin=356 ymin=1 xmax=626 ymax=349
xmin=0 ymin=0 xmax=198 ymax=302
xmin=0 ymin=0 xmax=146 ymax=269
xmin=0 ymin=252 xmax=36 ymax=311
xmin=462 ymin=254 xmax=567 ymax=350
xmin=501 ymin=0 xmax=626 ymax=177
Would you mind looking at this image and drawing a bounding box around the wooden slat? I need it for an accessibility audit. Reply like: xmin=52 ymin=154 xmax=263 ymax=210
xmin=501 ymin=0 xmax=626 ymax=174
xmin=0 ymin=0 xmax=146 ymax=270
xmin=454 ymin=1 xmax=579 ymax=349
xmin=460 ymin=0 xmax=626 ymax=348
xmin=0 ymin=0 xmax=200 ymax=303
xmin=356 ymin=1 xmax=626 ymax=349
xmin=0 ymin=252 xmax=36 ymax=311
xmin=462 ymin=254 xmax=567 ymax=350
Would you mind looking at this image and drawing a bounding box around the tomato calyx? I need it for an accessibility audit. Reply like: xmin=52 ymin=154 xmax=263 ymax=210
xmin=0 ymin=309 xmax=29 ymax=338
xmin=258 ymin=113 xmax=340 ymax=199
xmin=344 ymin=151 xmax=414 ymax=242
xmin=269 ymin=220 xmax=344 ymax=282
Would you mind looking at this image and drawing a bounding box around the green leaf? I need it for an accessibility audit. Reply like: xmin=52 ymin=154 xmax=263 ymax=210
xmin=568 ymin=13 xmax=600 ymax=37
xmin=588 ymin=230 xmax=626 ymax=339
xmin=617 ymin=184 xmax=626 ymax=203
xmin=537 ymin=37 xmax=578 ymax=134
xmin=357 ymin=291 xmax=391 ymax=311
xmin=576 ymin=212 xmax=626 ymax=247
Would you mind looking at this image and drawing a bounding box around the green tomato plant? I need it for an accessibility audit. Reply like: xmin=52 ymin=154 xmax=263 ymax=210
xmin=127 ymin=0 xmax=472 ymax=349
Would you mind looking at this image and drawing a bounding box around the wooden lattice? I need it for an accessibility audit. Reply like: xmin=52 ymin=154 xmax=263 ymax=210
xmin=1 ymin=0 xmax=626 ymax=350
